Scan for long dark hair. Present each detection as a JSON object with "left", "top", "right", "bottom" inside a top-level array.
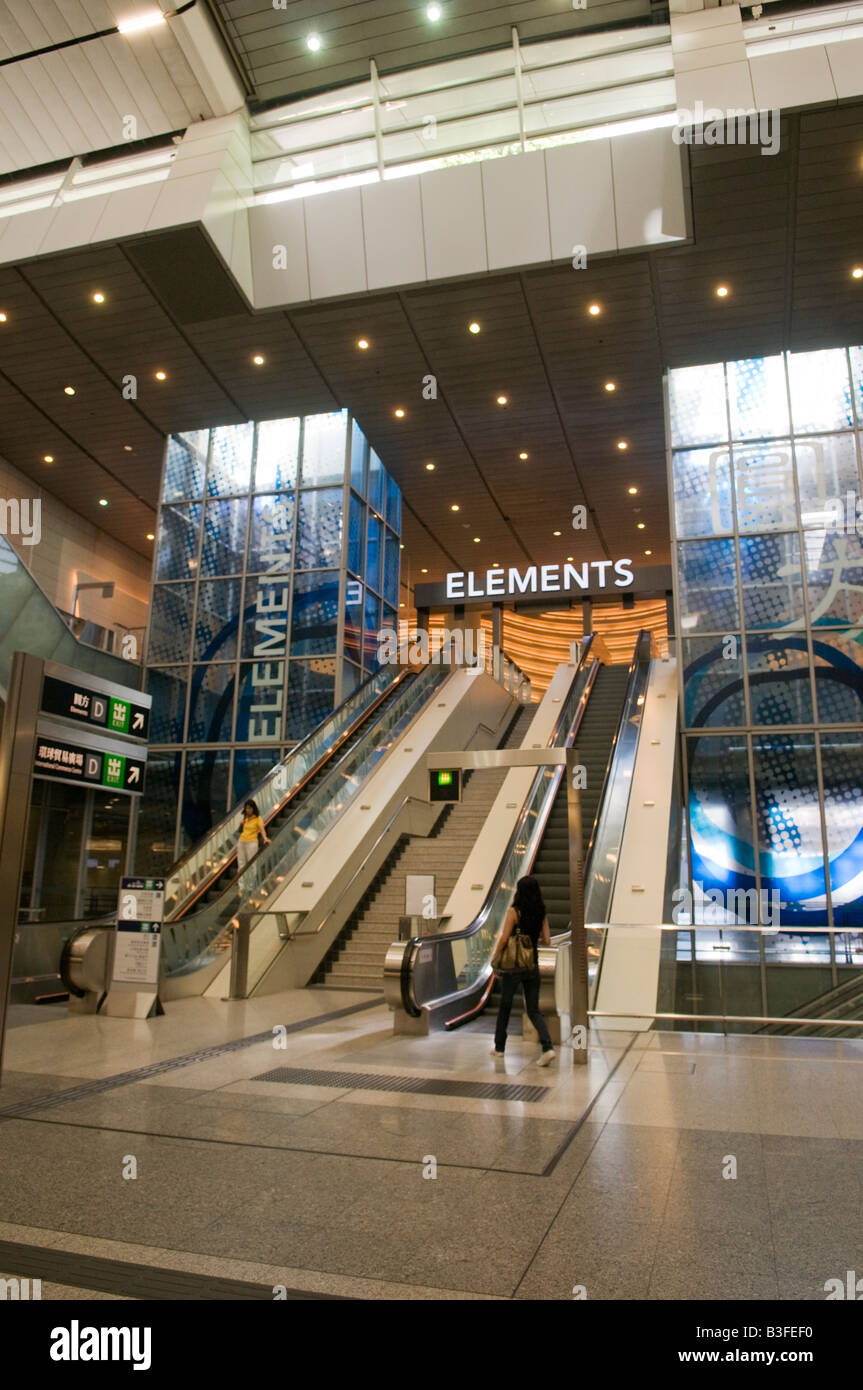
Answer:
[
  {"left": 512, "top": 875, "right": 545, "bottom": 935},
  {"left": 243, "top": 799, "right": 259, "bottom": 818}
]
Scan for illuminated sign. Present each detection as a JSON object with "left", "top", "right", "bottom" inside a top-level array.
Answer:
[
  {"left": 429, "top": 768, "right": 461, "bottom": 802},
  {"left": 445, "top": 560, "right": 635, "bottom": 601}
]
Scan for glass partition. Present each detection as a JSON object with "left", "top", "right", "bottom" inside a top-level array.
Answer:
[{"left": 163, "top": 661, "right": 450, "bottom": 975}]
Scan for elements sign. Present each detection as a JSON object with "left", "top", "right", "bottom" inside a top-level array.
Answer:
[
  {"left": 41, "top": 674, "right": 150, "bottom": 739},
  {"left": 34, "top": 736, "right": 146, "bottom": 793}
]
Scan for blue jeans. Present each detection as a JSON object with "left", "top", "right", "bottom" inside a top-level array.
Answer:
[{"left": 494, "top": 971, "right": 552, "bottom": 1052}]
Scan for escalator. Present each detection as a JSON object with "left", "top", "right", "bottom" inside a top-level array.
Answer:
[
  {"left": 387, "top": 633, "right": 652, "bottom": 1029},
  {"left": 16, "top": 663, "right": 443, "bottom": 1000}
]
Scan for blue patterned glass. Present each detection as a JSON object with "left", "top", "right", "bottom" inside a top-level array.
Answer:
[
  {"left": 382, "top": 603, "right": 397, "bottom": 634},
  {"left": 301, "top": 411, "right": 347, "bottom": 487},
  {"left": 286, "top": 659, "right": 336, "bottom": 740},
  {"left": 181, "top": 750, "right": 231, "bottom": 848},
  {"left": 348, "top": 492, "right": 364, "bottom": 576},
  {"left": 752, "top": 733, "right": 823, "bottom": 924},
  {"left": 672, "top": 446, "right": 733, "bottom": 539},
  {"left": 200, "top": 497, "right": 248, "bottom": 577},
  {"left": 232, "top": 749, "right": 279, "bottom": 805},
  {"left": 240, "top": 571, "right": 290, "bottom": 659},
  {"left": 682, "top": 637, "right": 745, "bottom": 727},
  {"left": 178, "top": 429, "right": 209, "bottom": 464},
  {"left": 384, "top": 531, "right": 399, "bottom": 606},
  {"left": 687, "top": 733, "right": 755, "bottom": 900},
  {"left": 342, "top": 660, "right": 361, "bottom": 697},
  {"left": 344, "top": 586, "right": 362, "bottom": 663},
  {"left": 149, "top": 584, "right": 194, "bottom": 663},
  {"left": 368, "top": 449, "right": 385, "bottom": 515},
  {"left": 146, "top": 667, "right": 188, "bottom": 743},
  {"left": 805, "top": 531, "right": 863, "bottom": 628},
  {"left": 787, "top": 348, "right": 853, "bottom": 434},
  {"left": 290, "top": 571, "right": 339, "bottom": 656},
  {"left": 194, "top": 579, "right": 242, "bottom": 661},
  {"left": 155, "top": 503, "right": 201, "bottom": 581},
  {"left": 366, "top": 513, "right": 382, "bottom": 594},
  {"left": 850, "top": 346, "right": 863, "bottom": 424},
  {"left": 363, "top": 590, "right": 380, "bottom": 670},
  {"left": 813, "top": 630, "right": 863, "bottom": 724},
  {"left": 164, "top": 436, "right": 205, "bottom": 502},
  {"left": 740, "top": 532, "right": 804, "bottom": 631},
  {"left": 668, "top": 362, "right": 727, "bottom": 448},
  {"left": 746, "top": 636, "right": 813, "bottom": 725},
  {"left": 187, "top": 663, "right": 235, "bottom": 743},
  {"left": 254, "top": 417, "right": 299, "bottom": 492},
  {"left": 350, "top": 418, "right": 367, "bottom": 497},
  {"left": 677, "top": 538, "right": 740, "bottom": 632},
  {"left": 249, "top": 495, "right": 294, "bottom": 573},
  {"left": 208, "top": 423, "right": 254, "bottom": 496},
  {"left": 235, "top": 660, "right": 285, "bottom": 743},
  {"left": 796, "top": 434, "right": 861, "bottom": 529},
  {"left": 819, "top": 734, "right": 863, "bottom": 926},
  {"left": 134, "top": 753, "right": 181, "bottom": 874},
  {"left": 386, "top": 474, "right": 401, "bottom": 531},
  {"left": 733, "top": 441, "right": 795, "bottom": 532},
  {"left": 727, "top": 356, "right": 789, "bottom": 440},
  {"left": 297, "top": 489, "right": 342, "bottom": 569}
]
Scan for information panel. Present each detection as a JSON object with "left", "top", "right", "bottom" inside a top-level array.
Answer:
[
  {"left": 111, "top": 877, "right": 166, "bottom": 988},
  {"left": 34, "top": 731, "right": 146, "bottom": 794}
]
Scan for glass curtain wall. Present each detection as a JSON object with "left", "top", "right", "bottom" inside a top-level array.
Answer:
[
  {"left": 668, "top": 348, "right": 863, "bottom": 951},
  {"left": 142, "top": 410, "right": 401, "bottom": 865}
]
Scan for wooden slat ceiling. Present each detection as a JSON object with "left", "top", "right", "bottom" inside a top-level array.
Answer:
[
  {"left": 0, "top": 101, "right": 861, "bottom": 585},
  {"left": 213, "top": 0, "right": 656, "bottom": 107},
  {"left": 0, "top": 0, "right": 216, "bottom": 174}
]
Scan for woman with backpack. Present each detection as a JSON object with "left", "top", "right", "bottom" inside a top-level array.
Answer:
[{"left": 490, "top": 874, "right": 555, "bottom": 1065}]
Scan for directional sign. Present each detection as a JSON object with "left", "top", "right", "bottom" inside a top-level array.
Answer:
[
  {"left": 34, "top": 732, "right": 146, "bottom": 796},
  {"left": 41, "top": 672, "right": 150, "bottom": 741}
]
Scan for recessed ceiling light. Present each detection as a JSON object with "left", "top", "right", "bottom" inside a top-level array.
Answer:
[
  {"left": 306, "top": 33, "right": 322, "bottom": 51},
  {"left": 519, "top": 451, "right": 528, "bottom": 460},
  {"left": 427, "top": 3, "right": 442, "bottom": 19},
  {"left": 252, "top": 354, "right": 265, "bottom": 365},
  {"left": 604, "top": 381, "right": 616, "bottom": 392},
  {"left": 92, "top": 291, "right": 105, "bottom": 304},
  {"left": 0, "top": 312, "right": 7, "bottom": 322},
  {"left": 473, "top": 536, "right": 481, "bottom": 543},
  {"left": 628, "top": 486, "right": 638, "bottom": 494},
  {"left": 394, "top": 408, "right": 405, "bottom": 418},
  {"left": 98, "top": 498, "right": 108, "bottom": 507},
  {"left": 566, "top": 555, "right": 574, "bottom": 562},
  {"left": 637, "top": 522, "right": 645, "bottom": 529},
  {"left": 617, "top": 440, "right": 628, "bottom": 450},
  {"left": 644, "top": 549, "right": 652, "bottom": 556},
  {"left": 155, "top": 370, "right": 167, "bottom": 381},
  {"left": 853, "top": 267, "right": 863, "bottom": 280},
  {"left": 64, "top": 386, "right": 76, "bottom": 396},
  {"left": 496, "top": 394, "right": 508, "bottom": 405},
  {"left": 553, "top": 530, "right": 561, "bottom": 536},
  {"left": 399, "top": 602, "right": 405, "bottom": 608},
  {"left": 399, "top": 543, "right": 405, "bottom": 549},
  {"left": 715, "top": 284, "right": 730, "bottom": 298},
  {"left": 357, "top": 338, "right": 369, "bottom": 349},
  {"left": 588, "top": 303, "right": 601, "bottom": 316},
  {"left": 421, "top": 567, "right": 428, "bottom": 573},
  {"left": 451, "top": 503, "right": 460, "bottom": 511},
  {"left": 43, "top": 454, "right": 54, "bottom": 463},
  {"left": 468, "top": 321, "right": 480, "bottom": 334},
  {"left": 124, "top": 445, "right": 133, "bottom": 452},
  {"left": 425, "top": 462, "right": 435, "bottom": 471},
  {"left": 147, "top": 533, "right": 155, "bottom": 541}
]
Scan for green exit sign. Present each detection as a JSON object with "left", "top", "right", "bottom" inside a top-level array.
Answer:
[
  {"left": 108, "top": 698, "right": 131, "bottom": 734},
  {"left": 429, "top": 768, "right": 460, "bottom": 803},
  {"left": 437, "top": 771, "right": 452, "bottom": 786}
]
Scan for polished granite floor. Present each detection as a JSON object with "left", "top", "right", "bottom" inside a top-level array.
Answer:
[{"left": 1, "top": 988, "right": 862, "bottom": 1301}]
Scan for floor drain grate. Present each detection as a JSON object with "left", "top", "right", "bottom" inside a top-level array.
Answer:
[{"left": 253, "top": 1066, "right": 549, "bottom": 1103}]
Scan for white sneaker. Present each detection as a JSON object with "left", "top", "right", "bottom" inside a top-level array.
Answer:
[
  {"left": 490, "top": 1048, "right": 505, "bottom": 1058},
  {"left": 537, "top": 1050, "right": 555, "bottom": 1067}
]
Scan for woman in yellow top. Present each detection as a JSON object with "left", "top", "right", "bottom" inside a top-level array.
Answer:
[{"left": 236, "top": 799, "right": 271, "bottom": 873}]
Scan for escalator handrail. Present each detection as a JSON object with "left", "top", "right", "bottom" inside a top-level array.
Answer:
[
  {"left": 168, "top": 666, "right": 418, "bottom": 919},
  {"left": 163, "top": 664, "right": 412, "bottom": 915},
  {"left": 583, "top": 629, "right": 653, "bottom": 877},
  {"left": 399, "top": 637, "right": 599, "bottom": 1016}
]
